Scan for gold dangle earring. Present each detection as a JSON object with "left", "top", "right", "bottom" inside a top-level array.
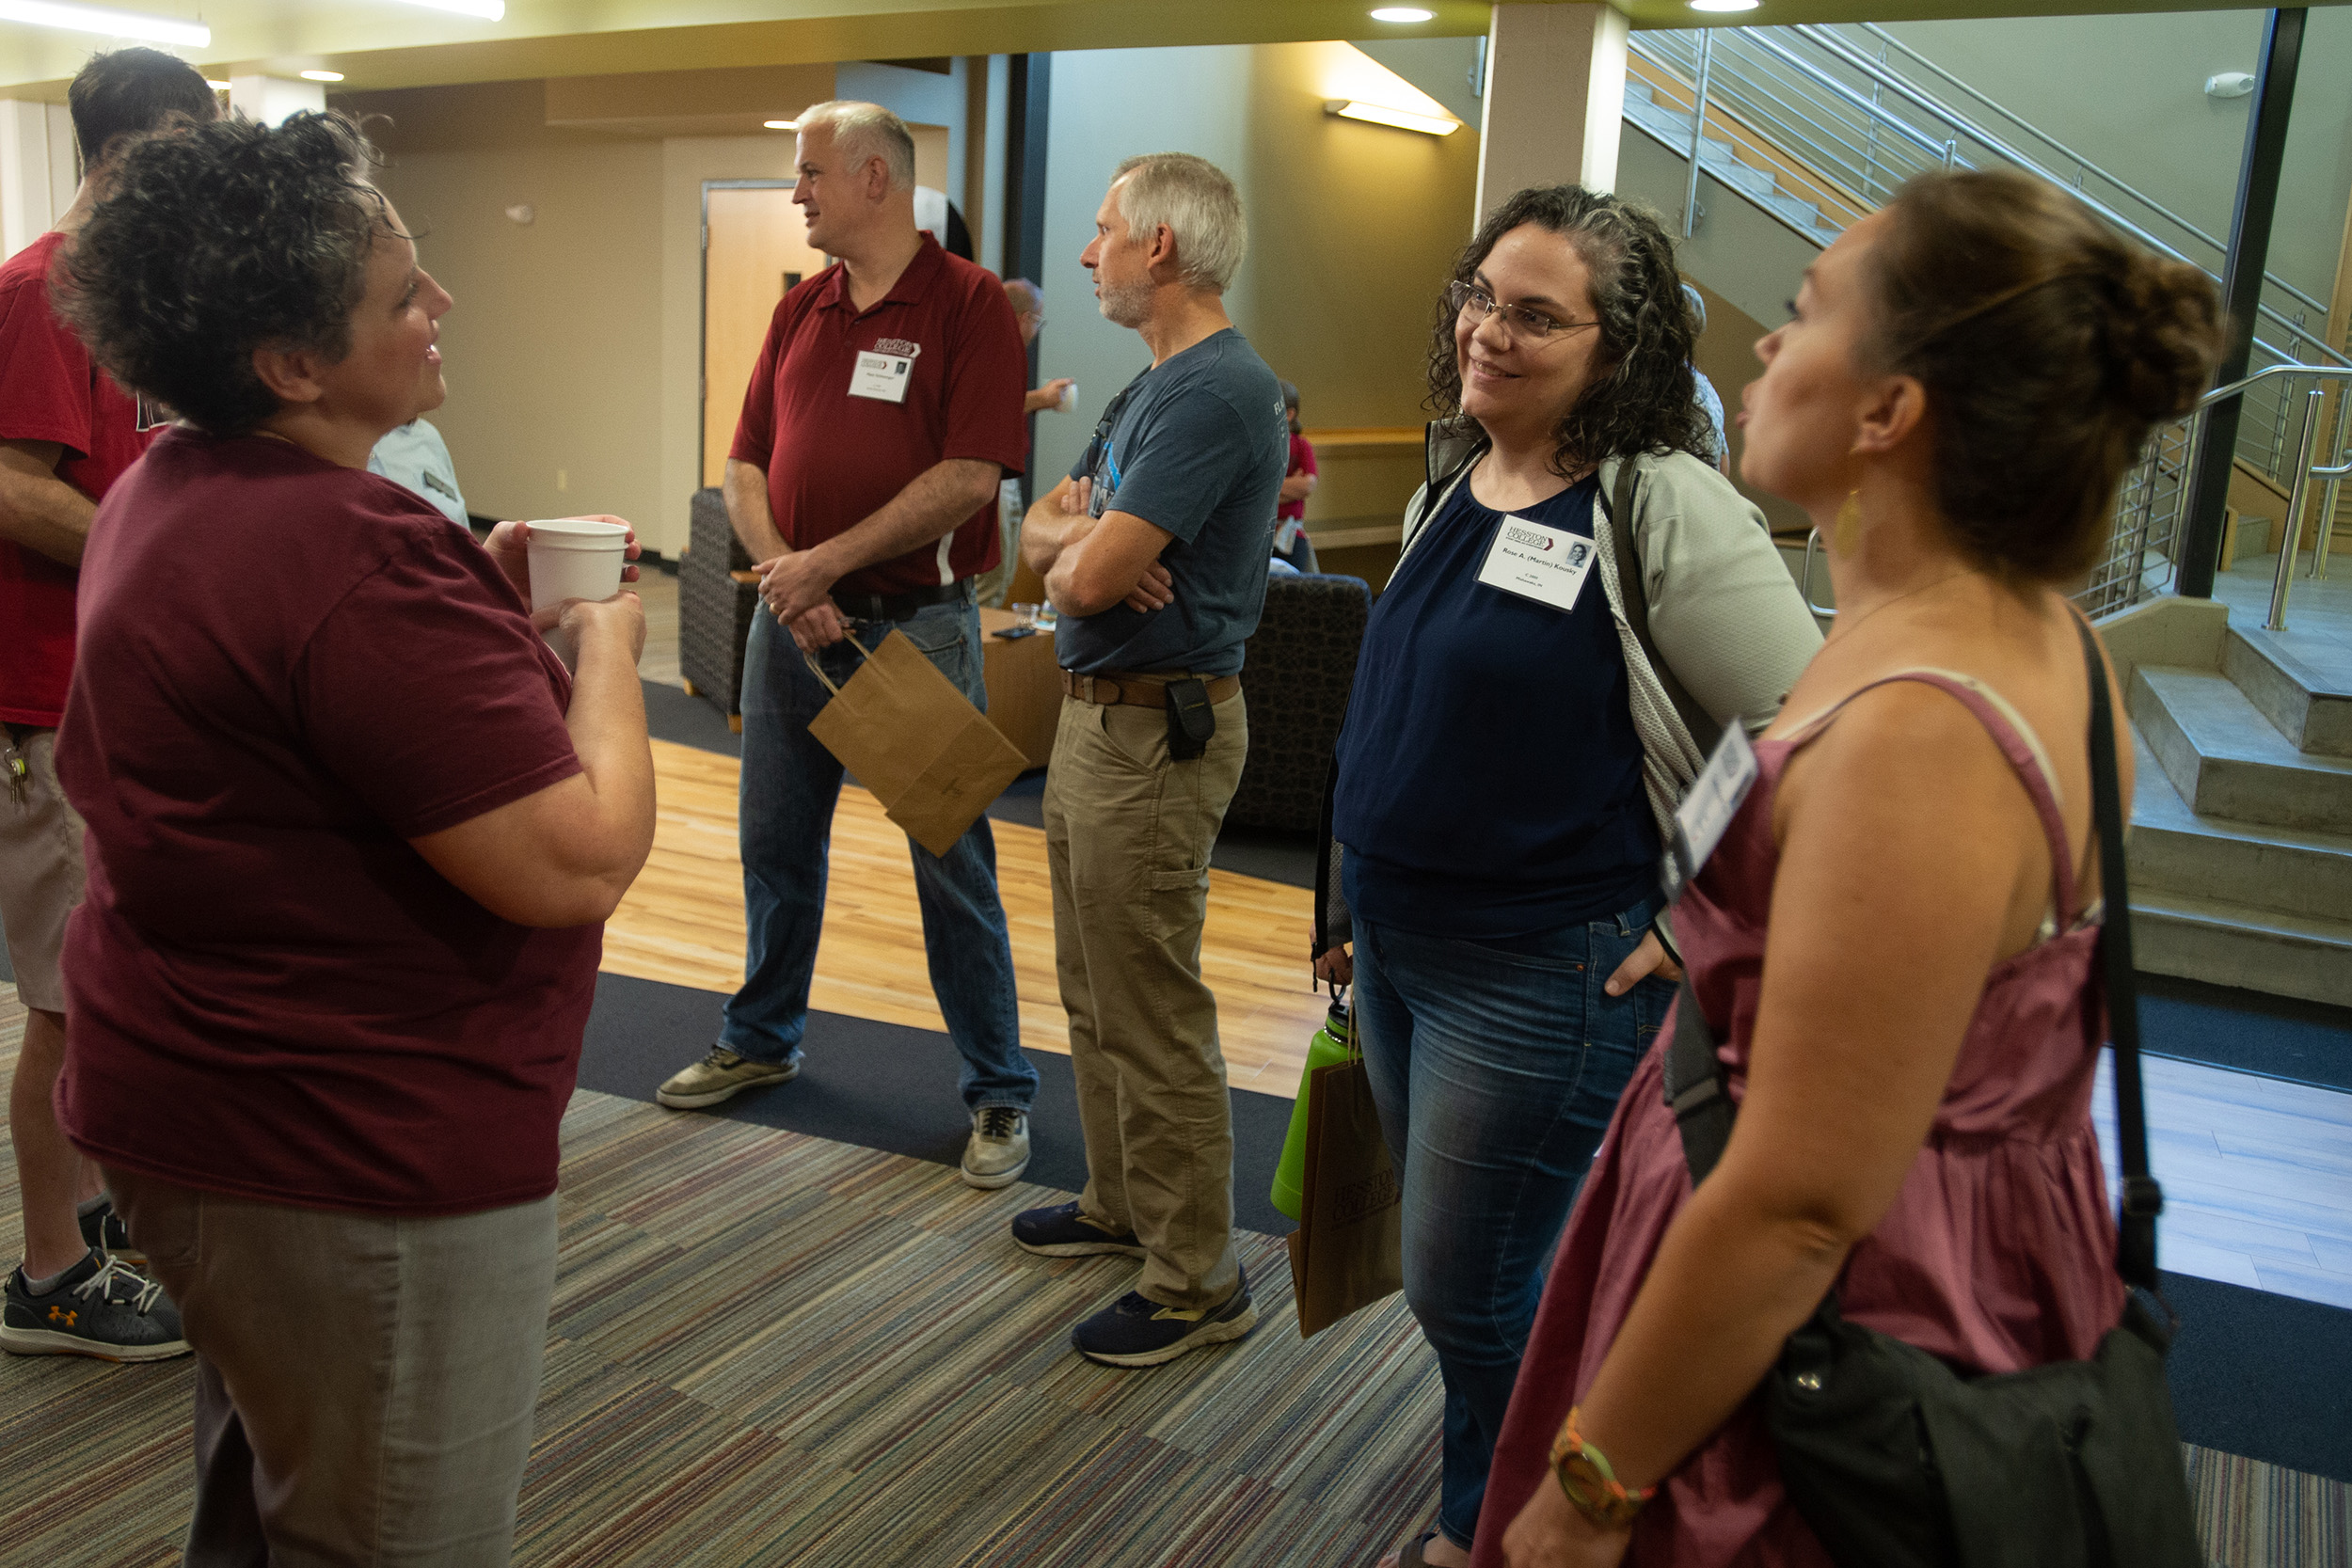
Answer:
[{"left": 1833, "top": 489, "right": 1864, "bottom": 556}]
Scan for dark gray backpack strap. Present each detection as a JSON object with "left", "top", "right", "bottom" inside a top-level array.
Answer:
[
  {"left": 1661, "top": 978, "right": 1735, "bottom": 1185},
  {"left": 1605, "top": 457, "right": 1721, "bottom": 755}
]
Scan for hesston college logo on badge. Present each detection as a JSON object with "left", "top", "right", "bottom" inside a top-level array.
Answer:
[
  {"left": 1504, "top": 525, "right": 1553, "bottom": 550},
  {"left": 872, "top": 338, "right": 922, "bottom": 358}
]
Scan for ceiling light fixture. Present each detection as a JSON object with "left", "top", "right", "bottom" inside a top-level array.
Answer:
[
  {"left": 300, "top": 70, "right": 344, "bottom": 82},
  {"left": 1369, "top": 8, "right": 1435, "bottom": 22},
  {"left": 393, "top": 0, "right": 505, "bottom": 17},
  {"left": 1326, "top": 99, "right": 1458, "bottom": 136},
  {"left": 204, "top": 78, "right": 230, "bottom": 90},
  {"left": 764, "top": 119, "right": 799, "bottom": 130},
  {"left": 1688, "top": 0, "right": 1761, "bottom": 11},
  {"left": 0, "top": 0, "right": 209, "bottom": 46}
]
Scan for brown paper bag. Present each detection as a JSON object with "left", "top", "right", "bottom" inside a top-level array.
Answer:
[
  {"left": 1285, "top": 1053, "right": 1404, "bottom": 1338},
  {"left": 803, "top": 629, "right": 1029, "bottom": 858}
]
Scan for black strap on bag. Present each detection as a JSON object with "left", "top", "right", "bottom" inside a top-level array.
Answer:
[
  {"left": 1604, "top": 459, "right": 1722, "bottom": 756},
  {"left": 1661, "top": 617, "right": 2201, "bottom": 1568}
]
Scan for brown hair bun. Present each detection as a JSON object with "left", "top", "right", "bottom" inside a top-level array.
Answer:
[{"left": 1867, "top": 169, "right": 2224, "bottom": 583}]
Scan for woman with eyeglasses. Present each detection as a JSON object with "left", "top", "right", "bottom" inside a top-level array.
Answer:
[{"left": 1311, "top": 185, "right": 1820, "bottom": 1568}]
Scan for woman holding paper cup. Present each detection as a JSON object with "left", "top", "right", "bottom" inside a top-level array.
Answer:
[
  {"left": 1309, "top": 186, "right": 1820, "bottom": 1568},
  {"left": 50, "top": 111, "right": 653, "bottom": 1562}
]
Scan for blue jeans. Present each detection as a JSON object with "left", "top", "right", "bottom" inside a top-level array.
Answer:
[
  {"left": 721, "top": 596, "right": 1036, "bottom": 1113},
  {"left": 1352, "top": 892, "right": 1674, "bottom": 1550}
]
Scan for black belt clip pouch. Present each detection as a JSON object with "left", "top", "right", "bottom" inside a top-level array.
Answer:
[{"left": 1165, "top": 678, "right": 1215, "bottom": 761}]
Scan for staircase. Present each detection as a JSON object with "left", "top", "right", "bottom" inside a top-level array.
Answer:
[
  {"left": 1621, "top": 77, "right": 1841, "bottom": 246},
  {"left": 2119, "top": 601, "right": 2352, "bottom": 1007}
]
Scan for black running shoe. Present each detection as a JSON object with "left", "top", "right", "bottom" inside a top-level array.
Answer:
[
  {"left": 1011, "top": 1200, "right": 1145, "bottom": 1259},
  {"left": 2, "top": 1251, "right": 190, "bottom": 1363},
  {"left": 1071, "top": 1268, "right": 1257, "bottom": 1369},
  {"left": 78, "top": 1197, "right": 143, "bottom": 1262}
]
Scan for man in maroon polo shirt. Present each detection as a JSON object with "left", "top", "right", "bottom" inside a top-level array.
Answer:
[
  {"left": 0, "top": 46, "right": 215, "bottom": 1364},
  {"left": 656, "top": 101, "right": 1041, "bottom": 1188}
]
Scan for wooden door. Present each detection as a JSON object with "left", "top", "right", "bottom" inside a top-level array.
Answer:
[{"left": 703, "top": 184, "right": 827, "bottom": 487}]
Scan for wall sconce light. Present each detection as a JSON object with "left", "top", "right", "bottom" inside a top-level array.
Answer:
[
  {"left": 763, "top": 119, "right": 799, "bottom": 130},
  {"left": 504, "top": 204, "right": 534, "bottom": 225},
  {"left": 1326, "top": 100, "right": 1459, "bottom": 136},
  {"left": 2204, "top": 71, "right": 2254, "bottom": 99}
]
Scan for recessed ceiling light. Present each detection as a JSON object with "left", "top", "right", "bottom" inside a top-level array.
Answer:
[
  {"left": 393, "top": 0, "right": 504, "bottom": 16},
  {"left": 764, "top": 119, "right": 799, "bottom": 130},
  {"left": 1689, "top": 0, "right": 1760, "bottom": 11},
  {"left": 1370, "top": 8, "right": 1435, "bottom": 22},
  {"left": 1327, "top": 99, "right": 1459, "bottom": 135},
  {"left": 0, "top": 0, "right": 210, "bottom": 46},
  {"left": 300, "top": 70, "right": 344, "bottom": 82}
]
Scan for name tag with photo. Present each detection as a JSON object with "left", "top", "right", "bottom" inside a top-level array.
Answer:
[
  {"left": 1661, "top": 723, "right": 1759, "bottom": 903},
  {"left": 849, "top": 351, "right": 914, "bottom": 403},
  {"left": 1475, "top": 514, "right": 1595, "bottom": 613}
]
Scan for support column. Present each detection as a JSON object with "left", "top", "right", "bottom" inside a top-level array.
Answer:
[
  {"left": 2176, "top": 7, "right": 2306, "bottom": 601},
  {"left": 1, "top": 101, "right": 76, "bottom": 261},
  {"left": 1001, "top": 53, "right": 1052, "bottom": 506},
  {"left": 1474, "top": 3, "right": 1629, "bottom": 223}
]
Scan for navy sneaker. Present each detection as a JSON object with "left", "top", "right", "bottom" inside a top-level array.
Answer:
[
  {"left": 1011, "top": 1200, "right": 1144, "bottom": 1259},
  {"left": 79, "top": 1196, "right": 143, "bottom": 1262},
  {"left": 1071, "top": 1268, "right": 1257, "bottom": 1368},
  {"left": 2, "top": 1251, "right": 190, "bottom": 1363}
]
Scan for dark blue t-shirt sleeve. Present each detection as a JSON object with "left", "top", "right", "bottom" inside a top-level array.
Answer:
[{"left": 1097, "top": 390, "right": 1251, "bottom": 546}]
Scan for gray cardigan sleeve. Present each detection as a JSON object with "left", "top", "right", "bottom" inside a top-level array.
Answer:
[{"left": 1634, "top": 457, "right": 1823, "bottom": 735}]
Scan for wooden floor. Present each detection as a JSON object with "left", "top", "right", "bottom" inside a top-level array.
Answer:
[{"left": 603, "top": 739, "right": 1335, "bottom": 1094}]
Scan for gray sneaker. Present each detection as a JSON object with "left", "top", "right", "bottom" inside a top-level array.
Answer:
[
  {"left": 656, "top": 1046, "right": 801, "bottom": 1110},
  {"left": 961, "top": 1106, "right": 1031, "bottom": 1190},
  {"left": 2, "top": 1251, "right": 190, "bottom": 1363}
]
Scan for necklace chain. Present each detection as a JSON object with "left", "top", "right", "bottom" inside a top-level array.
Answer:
[{"left": 1827, "top": 568, "right": 1976, "bottom": 645}]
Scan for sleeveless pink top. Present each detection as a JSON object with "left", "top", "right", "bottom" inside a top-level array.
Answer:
[{"left": 1469, "top": 672, "right": 2126, "bottom": 1568}]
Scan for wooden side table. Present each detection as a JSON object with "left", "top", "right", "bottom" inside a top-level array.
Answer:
[{"left": 977, "top": 608, "right": 1062, "bottom": 769}]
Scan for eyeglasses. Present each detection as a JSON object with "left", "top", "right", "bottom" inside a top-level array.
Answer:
[{"left": 1447, "top": 279, "right": 1600, "bottom": 342}]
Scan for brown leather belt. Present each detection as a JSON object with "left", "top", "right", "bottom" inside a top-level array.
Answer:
[{"left": 1060, "top": 669, "right": 1241, "bottom": 708}]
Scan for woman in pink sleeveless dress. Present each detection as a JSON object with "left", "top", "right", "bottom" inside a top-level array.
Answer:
[{"left": 1470, "top": 170, "right": 2222, "bottom": 1568}]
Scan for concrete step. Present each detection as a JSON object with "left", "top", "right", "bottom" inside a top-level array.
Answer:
[
  {"left": 2222, "top": 626, "right": 2352, "bottom": 758},
  {"left": 2128, "top": 726, "right": 2352, "bottom": 924},
  {"left": 2131, "top": 890, "right": 2352, "bottom": 1009},
  {"left": 2131, "top": 663, "right": 2352, "bottom": 832}
]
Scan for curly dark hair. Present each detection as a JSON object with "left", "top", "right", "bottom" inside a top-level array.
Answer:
[
  {"left": 1864, "top": 169, "right": 2222, "bottom": 582},
  {"left": 55, "top": 112, "right": 398, "bottom": 436},
  {"left": 1426, "top": 185, "right": 1713, "bottom": 474}
]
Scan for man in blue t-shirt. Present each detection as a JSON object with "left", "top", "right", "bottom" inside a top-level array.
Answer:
[{"left": 1012, "top": 152, "right": 1286, "bottom": 1370}]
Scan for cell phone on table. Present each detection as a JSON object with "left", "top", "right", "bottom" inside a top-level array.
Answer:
[{"left": 991, "top": 625, "right": 1041, "bottom": 640}]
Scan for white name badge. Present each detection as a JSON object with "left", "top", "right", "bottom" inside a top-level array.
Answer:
[
  {"left": 849, "top": 350, "right": 914, "bottom": 403},
  {"left": 1661, "top": 723, "right": 1760, "bottom": 903},
  {"left": 1475, "top": 514, "right": 1596, "bottom": 612}
]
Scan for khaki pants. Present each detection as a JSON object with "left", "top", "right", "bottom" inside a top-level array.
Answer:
[
  {"left": 107, "top": 1170, "right": 559, "bottom": 1567},
  {"left": 1041, "top": 687, "right": 1247, "bottom": 1310}
]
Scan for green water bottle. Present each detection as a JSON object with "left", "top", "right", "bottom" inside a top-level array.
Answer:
[{"left": 1270, "top": 998, "right": 1357, "bottom": 1222}]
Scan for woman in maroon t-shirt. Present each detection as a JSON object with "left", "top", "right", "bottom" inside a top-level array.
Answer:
[{"left": 53, "top": 112, "right": 655, "bottom": 1564}]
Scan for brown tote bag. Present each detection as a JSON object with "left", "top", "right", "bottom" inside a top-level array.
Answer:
[
  {"left": 803, "top": 629, "right": 1028, "bottom": 858},
  {"left": 1286, "top": 1034, "right": 1405, "bottom": 1338}
]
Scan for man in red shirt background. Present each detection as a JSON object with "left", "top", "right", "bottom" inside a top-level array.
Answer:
[
  {"left": 655, "top": 101, "right": 1041, "bottom": 1189},
  {"left": 0, "top": 46, "right": 216, "bottom": 1362}
]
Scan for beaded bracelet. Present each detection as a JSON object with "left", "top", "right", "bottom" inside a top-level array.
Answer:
[{"left": 1548, "top": 1407, "right": 1655, "bottom": 1530}]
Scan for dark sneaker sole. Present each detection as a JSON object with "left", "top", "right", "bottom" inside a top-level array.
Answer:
[
  {"left": 654, "top": 1062, "right": 799, "bottom": 1110},
  {"left": 1076, "top": 1301, "right": 1260, "bottom": 1369},
  {"left": 959, "top": 1153, "right": 1031, "bottom": 1191},
  {"left": 0, "top": 1324, "right": 192, "bottom": 1363}
]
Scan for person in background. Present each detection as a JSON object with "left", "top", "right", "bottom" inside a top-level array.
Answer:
[
  {"left": 975, "top": 276, "right": 1073, "bottom": 607},
  {"left": 656, "top": 100, "right": 1042, "bottom": 1191},
  {"left": 0, "top": 44, "right": 215, "bottom": 1368},
  {"left": 1271, "top": 380, "right": 1319, "bottom": 573},
  {"left": 369, "top": 415, "right": 469, "bottom": 530},
  {"left": 1013, "top": 151, "right": 1286, "bottom": 1368},
  {"left": 1481, "top": 167, "right": 2219, "bottom": 1568},
  {"left": 1683, "top": 284, "right": 1731, "bottom": 476},
  {"left": 55, "top": 110, "right": 655, "bottom": 1561},
  {"left": 1311, "top": 186, "right": 1820, "bottom": 1568}
]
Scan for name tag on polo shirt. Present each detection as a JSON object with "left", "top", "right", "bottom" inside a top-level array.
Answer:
[
  {"left": 849, "top": 350, "right": 914, "bottom": 404},
  {"left": 1475, "top": 514, "right": 1595, "bottom": 612}
]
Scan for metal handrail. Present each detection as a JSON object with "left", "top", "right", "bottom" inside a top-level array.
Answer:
[
  {"left": 1851, "top": 21, "right": 2333, "bottom": 322},
  {"left": 2185, "top": 363, "right": 2352, "bottom": 624}
]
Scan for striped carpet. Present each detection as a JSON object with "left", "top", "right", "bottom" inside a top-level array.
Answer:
[{"left": 1, "top": 988, "right": 2345, "bottom": 1566}]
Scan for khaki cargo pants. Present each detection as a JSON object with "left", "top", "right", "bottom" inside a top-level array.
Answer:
[{"left": 1041, "top": 686, "right": 1247, "bottom": 1311}]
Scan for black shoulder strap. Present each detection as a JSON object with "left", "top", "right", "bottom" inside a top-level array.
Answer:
[
  {"left": 1661, "top": 616, "right": 2164, "bottom": 1297},
  {"left": 1606, "top": 457, "right": 1721, "bottom": 756},
  {"left": 2079, "top": 615, "right": 2164, "bottom": 1292}
]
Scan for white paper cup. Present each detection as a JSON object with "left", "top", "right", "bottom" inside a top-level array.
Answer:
[{"left": 526, "top": 518, "right": 628, "bottom": 667}]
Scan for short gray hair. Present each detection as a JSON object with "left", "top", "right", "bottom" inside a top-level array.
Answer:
[
  {"left": 1003, "top": 277, "right": 1042, "bottom": 318},
  {"left": 1111, "top": 152, "right": 1246, "bottom": 293},
  {"left": 799, "top": 100, "right": 915, "bottom": 192}
]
